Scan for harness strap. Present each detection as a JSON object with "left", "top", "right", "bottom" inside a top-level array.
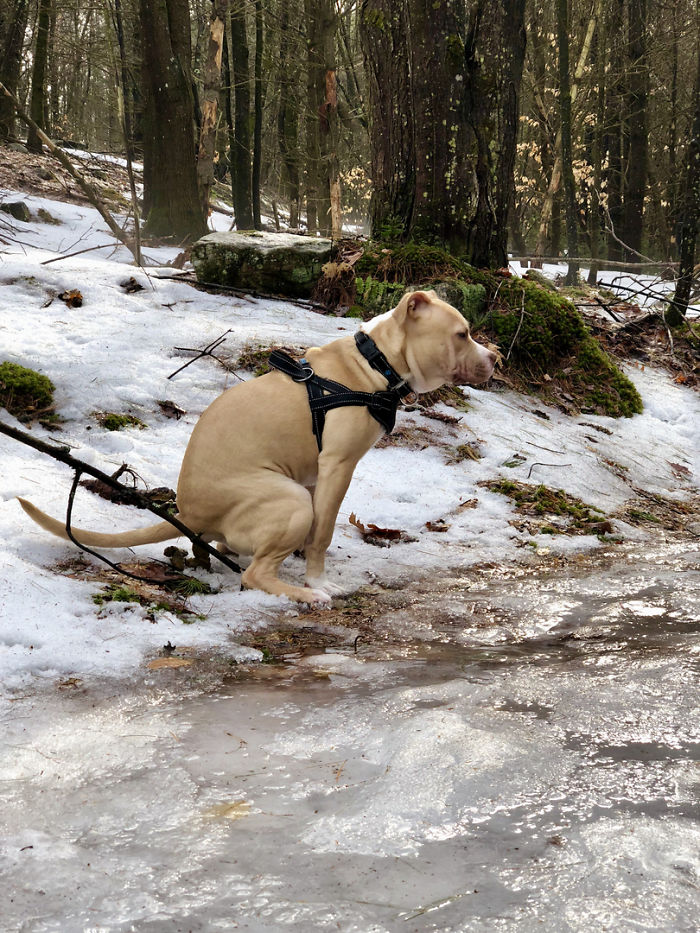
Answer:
[{"left": 268, "top": 349, "right": 401, "bottom": 451}]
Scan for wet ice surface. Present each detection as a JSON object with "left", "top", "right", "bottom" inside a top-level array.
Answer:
[{"left": 2, "top": 543, "right": 699, "bottom": 932}]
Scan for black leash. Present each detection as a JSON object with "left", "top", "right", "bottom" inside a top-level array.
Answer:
[{"left": 268, "top": 332, "right": 413, "bottom": 451}]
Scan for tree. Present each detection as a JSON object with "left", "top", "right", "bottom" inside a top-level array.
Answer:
[
  {"left": 27, "top": 0, "right": 53, "bottom": 152},
  {"left": 0, "top": 0, "right": 29, "bottom": 139},
  {"left": 622, "top": 0, "right": 649, "bottom": 260},
  {"left": 360, "top": 0, "right": 527, "bottom": 266},
  {"left": 139, "top": 0, "right": 207, "bottom": 239},
  {"left": 669, "top": 28, "right": 700, "bottom": 323},
  {"left": 196, "top": 0, "right": 229, "bottom": 218}
]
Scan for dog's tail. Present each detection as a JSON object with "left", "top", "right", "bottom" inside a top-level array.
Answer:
[{"left": 17, "top": 497, "right": 181, "bottom": 548}]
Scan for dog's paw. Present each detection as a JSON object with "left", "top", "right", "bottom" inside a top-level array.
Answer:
[
  {"left": 305, "top": 577, "right": 345, "bottom": 597},
  {"left": 306, "top": 587, "right": 332, "bottom": 607}
]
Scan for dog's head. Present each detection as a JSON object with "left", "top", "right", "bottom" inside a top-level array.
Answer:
[{"left": 366, "top": 290, "right": 498, "bottom": 393}]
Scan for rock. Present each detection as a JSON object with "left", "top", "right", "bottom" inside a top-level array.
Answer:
[
  {"left": 191, "top": 230, "right": 332, "bottom": 298},
  {"left": 35, "top": 167, "right": 54, "bottom": 181},
  {"left": 6, "top": 142, "right": 28, "bottom": 154},
  {"left": 1, "top": 200, "right": 31, "bottom": 222}
]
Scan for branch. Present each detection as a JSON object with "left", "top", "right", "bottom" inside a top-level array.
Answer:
[
  {"left": 0, "top": 81, "right": 138, "bottom": 261},
  {"left": 0, "top": 419, "right": 242, "bottom": 575}
]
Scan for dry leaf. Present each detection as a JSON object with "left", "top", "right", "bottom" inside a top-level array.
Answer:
[
  {"left": 457, "top": 498, "right": 478, "bottom": 510},
  {"left": 58, "top": 288, "right": 83, "bottom": 308},
  {"left": 425, "top": 520, "right": 451, "bottom": 532},
  {"left": 147, "top": 657, "right": 193, "bottom": 670}
]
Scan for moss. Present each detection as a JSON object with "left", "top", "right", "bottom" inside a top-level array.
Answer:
[
  {"left": 98, "top": 412, "right": 147, "bottom": 431},
  {"left": 484, "top": 479, "right": 607, "bottom": 535},
  {"left": 0, "top": 362, "right": 55, "bottom": 421},
  {"left": 37, "top": 207, "right": 61, "bottom": 225},
  {"left": 92, "top": 584, "right": 141, "bottom": 606}
]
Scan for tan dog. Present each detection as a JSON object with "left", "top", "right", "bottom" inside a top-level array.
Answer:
[{"left": 19, "top": 290, "right": 496, "bottom": 605}]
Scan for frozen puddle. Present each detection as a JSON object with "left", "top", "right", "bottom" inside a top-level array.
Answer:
[{"left": 2, "top": 544, "right": 699, "bottom": 932}]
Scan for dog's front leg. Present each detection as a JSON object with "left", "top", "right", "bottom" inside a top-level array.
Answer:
[{"left": 304, "top": 453, "right": 357, "bottom": 595}]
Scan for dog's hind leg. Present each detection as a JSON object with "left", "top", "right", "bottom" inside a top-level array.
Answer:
[{"left": 223, "top": 479, "right": 330, "bottom": 605}]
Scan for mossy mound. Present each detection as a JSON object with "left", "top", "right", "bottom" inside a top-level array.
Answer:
[
  {"left": 335, "top": 241, "right": 643, "bottom": 418},
  {"left": 483, "top": 479, "right": 612, "bottom": 536},
  {"left": 0, "top": 362, "right": 55, "bottom": 421}
]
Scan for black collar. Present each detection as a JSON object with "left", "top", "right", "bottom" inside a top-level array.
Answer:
[{"left": 354, "top": 331, "right": 416, "bottom": 403}]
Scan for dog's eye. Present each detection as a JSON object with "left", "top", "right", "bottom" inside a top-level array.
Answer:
[{"left": 456, "top": 331, "right": 469, "bottom": 341}]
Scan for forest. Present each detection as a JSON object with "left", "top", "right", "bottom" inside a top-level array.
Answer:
[{"left": 0, "top": 0, "right": 698, "bottom": 318}]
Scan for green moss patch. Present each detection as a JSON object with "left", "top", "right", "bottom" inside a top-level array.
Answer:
[
  {"left": 97, "top": 412, "right": 147, "bottom": 431},
  {"left": 483, "top": 479, "right": 613, "bottom": 536},
  {"left": 0, "top": 361, "right": 55, "bottom": 422}
]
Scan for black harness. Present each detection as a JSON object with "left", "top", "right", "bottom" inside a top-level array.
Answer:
[{"left": 268, "top": 331, "right": 416, "bottom": 451}]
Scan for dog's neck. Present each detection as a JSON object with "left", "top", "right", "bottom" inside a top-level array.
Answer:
[{"left": 360, "top": 316, "right": 412, "bottom": 387}]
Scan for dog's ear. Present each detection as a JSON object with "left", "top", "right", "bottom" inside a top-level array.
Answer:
[{"left": 394, "top": 290, "right": 433, "bottom": 322}]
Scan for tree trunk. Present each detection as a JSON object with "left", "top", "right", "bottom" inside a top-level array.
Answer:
[
  {"left": 557, "top": 0, "right": 578, "bottom": 284},
  {"left": 622, "top": 0, "right": 648, "bottom": 261},
  {"left": 587, "top": 12, "right": 605, "bottom": 285},
  {"left": 669, "top": 37, "right": 700, "bottom": 324},
  {"left": 0, "top": 0, "right": 29, "bottom": 139},
  {"left": 230, "top": 1, "right": 254, "bottom": 230},
  {"left": 252, "top": 0, "right": 263, "bottom": 229},
  {"left": 305, "top": 0, "right": 335, "bottom": 236},
  {"left": 27, "top": 0, "right": 52, "bottom": 152},
  {"left": 196, "top": 0, "right": 229, "bottom": 219},
  {"left": 139, "top": 0, "right": 207, "bottom": 240}
]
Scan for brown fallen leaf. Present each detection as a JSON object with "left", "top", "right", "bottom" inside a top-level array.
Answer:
[
  {"left": 425, "top": 520, "right": 451, "bottom": 533},
  {"left": 456, "top": 498, "right": 478, "bottom": 510},
  {"left": 147, "top": 657, "right": 193, "bottom": 670},
  {"left": 58, "top": 288, "right": 83, "bottom": 308},
  {"left": 349, "top": 512, "right": 416, "bottom": 547}
]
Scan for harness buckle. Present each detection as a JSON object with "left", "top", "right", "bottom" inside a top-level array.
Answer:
[{"left": 293, "top": 362, "right": 314, "bottom": 383}]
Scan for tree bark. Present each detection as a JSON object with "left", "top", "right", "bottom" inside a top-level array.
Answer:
[
  {"left": 230, "top": 1, "right": 254, "bottom": 229},
  {"left": 305, "top": 0, "right": 335, "bottom": 235},
  {"left": 27, "top": 0, "right": 52, "bottom": 152},
  {"left": 140, "top": 0, "right": 207, "bottom": 240},
  {"left": 605, "top": 0, "right": 625, "bottom": 260}
]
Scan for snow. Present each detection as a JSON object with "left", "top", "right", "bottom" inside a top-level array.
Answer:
[{"left": 1, "top": 191, "right": 698, "bottom": 700}]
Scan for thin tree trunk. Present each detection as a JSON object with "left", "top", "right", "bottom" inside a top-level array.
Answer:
[
  {"left": 230, "top": 2, "right": 254, "bottom": 229},
  {"left": 277, "top": 2, "right": 301, "bottom": 228},
  {"left": 557, "top": 0, "right": 578, "bottom": 284},
  {"left": 622, "top": 0, "right": 648, "bottom": 261},
  {"left": 27, "top": 0, "right": 52, "bottom": 152},
  {"left": 535, "top": 1, "right": 600, "bottom": 259},
  {"left": 587, "top": 12, "right": 605, "bottom": 285},
  {"left": 252, "top": 0, "right": 263, "bottom": 229},
  {"left": 196, "top": 0, "right": 229, "bottom": 219}
]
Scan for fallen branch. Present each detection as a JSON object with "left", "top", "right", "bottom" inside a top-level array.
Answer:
[
  {"left": 0, "top": 81, "right": 138, "bottom": 262},
  {"left": 168, "top": 329, "right": 237, "bottom": 380},
  {"left": 514, "top": 255, "right": 677, "bottom": 272},
  {"left": 0, "top": 418, "right": 242, "bottom": 575}
]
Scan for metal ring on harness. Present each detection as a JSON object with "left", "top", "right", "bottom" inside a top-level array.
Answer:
[{"left": 292, "top": 365, "right": 314, "bottom": 383}]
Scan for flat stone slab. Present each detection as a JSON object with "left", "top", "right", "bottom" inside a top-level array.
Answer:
[{"left": 191, "top": 230, "right": 332, "bottom": 298}]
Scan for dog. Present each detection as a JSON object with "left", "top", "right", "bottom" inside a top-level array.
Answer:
[{"left": 19, "top": 290, "right": 497, "bottom": 605}]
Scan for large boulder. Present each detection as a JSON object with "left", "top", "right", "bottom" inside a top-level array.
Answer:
[{"left": 191, "top": 230, "right": 332, "bottom": 298}]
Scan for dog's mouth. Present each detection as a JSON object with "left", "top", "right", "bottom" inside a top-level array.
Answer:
[{"left": 453, "top": 363, "right": 495, "bottom": 386}]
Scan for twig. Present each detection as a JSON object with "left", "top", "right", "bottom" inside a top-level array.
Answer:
[
  {"left": 527, "top": 461, "right": 573, "bottom": 479},
  {"left": 0, "top": 418, "right": 242, "bottom": 575},
  {"left": 40, "top": 243, "right": 121, "bottom": 265},
  {"left": 167, "top": 330, "right": 233, "bottom": 379}
]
